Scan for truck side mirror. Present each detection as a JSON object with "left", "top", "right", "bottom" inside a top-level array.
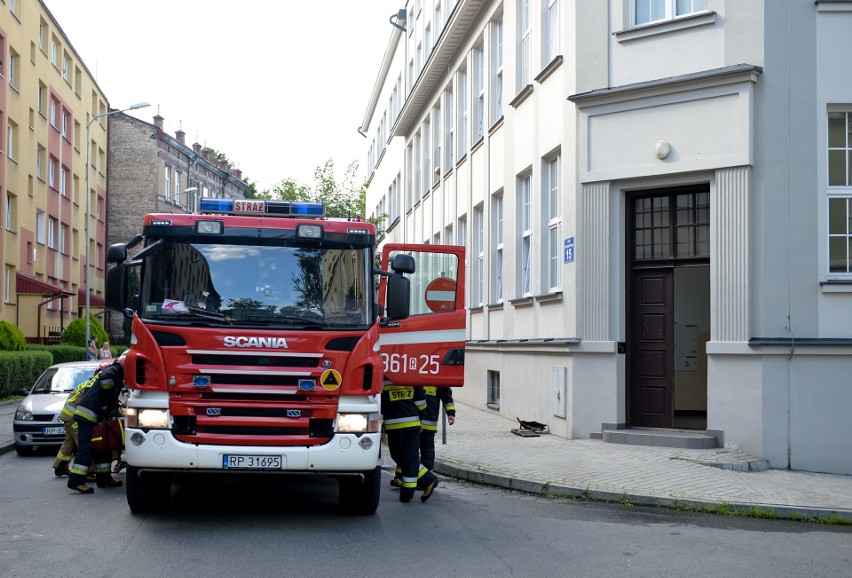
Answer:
[
  {"left": 106, "top": 242, "right": 128, "bottom": 264},
  {"left": 390, "top": 253, "right": 415, "bottom": 274},
  {"left": 385, "top": 273, "right": 410, "bottom": 320},
  {"left": 105, "top": 263, "right": 130, "bottom": 317}
]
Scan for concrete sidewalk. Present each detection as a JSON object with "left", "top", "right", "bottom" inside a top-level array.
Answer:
[
  {"left": 428, "top": 403, "right": 852, "bottom": 521},
  {"left": 3, "top": 398, "right": 851, "bottom": 521}
]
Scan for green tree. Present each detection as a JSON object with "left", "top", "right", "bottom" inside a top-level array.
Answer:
[
  {"left": 267, "top": 160, "right": 364, "bottom": 218},
  {"left": 61, "top": 315, "right": 108, "bottom": 347},
  {"left": 0, "top": 321, "right": 26, "bottom": 351}
]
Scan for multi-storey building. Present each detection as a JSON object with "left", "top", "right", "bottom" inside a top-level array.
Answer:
[
  {"left": 0, "top": 1, "right": 111, "bottom": 342},
  {"left": 105, "top": 112, "right": 249, "bottom": 339},
  {"left": 362, "top": 0, "right": 852, "bottom": 475}
]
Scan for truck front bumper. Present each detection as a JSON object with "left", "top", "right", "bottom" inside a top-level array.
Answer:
[{"left": 124, "top": 428, "right": 382, "bottom": 473}]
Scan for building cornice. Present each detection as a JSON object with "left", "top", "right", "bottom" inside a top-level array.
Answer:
[{"left": 568, "top": 64, "right": 763, "bottom": 108}]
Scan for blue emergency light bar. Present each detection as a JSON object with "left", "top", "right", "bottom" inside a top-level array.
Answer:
[{"left": 199, "top": 198, "right": 325, "bottom": 217}]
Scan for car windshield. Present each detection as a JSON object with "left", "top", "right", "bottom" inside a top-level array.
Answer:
[
  {"left": 31, "top": 367, "right": 97, "bottom": 394},
  {"left": 138, "top": 242, "right": 371, "bottom": 328}
]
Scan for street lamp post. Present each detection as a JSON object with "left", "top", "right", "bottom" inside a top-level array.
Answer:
[{"left": 84, "top": 101, "right": 150, "bottom": 354}]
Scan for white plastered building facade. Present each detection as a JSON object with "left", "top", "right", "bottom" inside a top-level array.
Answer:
[{"left": 362, "top": 0, "right": 852, "bottom": 475}]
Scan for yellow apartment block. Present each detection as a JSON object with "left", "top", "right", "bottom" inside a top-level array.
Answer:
[{"left": 0, "top": 0, "right": 109, "bottom": 342}]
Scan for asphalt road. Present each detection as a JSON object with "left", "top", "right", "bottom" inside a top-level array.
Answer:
[{"left": 2, "top": 451, "right": 850, "bottom": 577}]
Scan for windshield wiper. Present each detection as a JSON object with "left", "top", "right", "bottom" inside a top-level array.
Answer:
[{"left": 185, "top": 306, "right": 232, "bottom": 324}]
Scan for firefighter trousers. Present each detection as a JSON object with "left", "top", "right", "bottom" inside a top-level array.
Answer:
[
  {"left": 419, "top": 429, "right": 437, "bottom": 471},
  {"left": 387, "top": 427, "right": 437, "bottom": 502},
  {"left": 68, "top": 420, "right": 111, "bottom": 487},
  {"left": 52, "top": 420, "right": 79, "bottom": 470}
]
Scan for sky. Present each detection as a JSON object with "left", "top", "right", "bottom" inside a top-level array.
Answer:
[{"left": 45, "top": 0, "right": 398, "bottom": 192}]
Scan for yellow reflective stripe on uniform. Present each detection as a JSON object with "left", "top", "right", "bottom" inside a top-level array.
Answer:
[
  {"left": 417, "top": 465, "right": 429, "bottom": 479},
  {"left": 424, "top": 387, "right": 437, "bottom": 396},
  {"left": 74, "top": 406, "right": 98, "bottom": 423},
  {"left": 94, "top": 462, "right": 111, "bottom": 473},
  {"left": 56, "top": 451, "right": 72, "bottom": 461},
  {"left": 400, "top": 475, "right": 418, "bottom": 488},
  {"left": 91, "top": 436, "right": 103, "bottom": 443},
  {"left": 415, "top": 400, "right": 426, "bottom": 410},
  {"left": 421, "top": 423, "right": 438, "bottom": 431},
  {"left": 445, "top": 403, "right": 455, "bottom": 412},
  {"left": 384, "top": 419, "right": 421, "bottom": 430},
  {"left": 69, "top": 462, "right": 88, "bottom": 476}
]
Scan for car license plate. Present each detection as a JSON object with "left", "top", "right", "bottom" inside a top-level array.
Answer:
[
  {"left": 43, "top": 426, "right": 64, "bottom": 435},
  {"left": 222, "top": 455, "right": 282, "bottom": 470}
]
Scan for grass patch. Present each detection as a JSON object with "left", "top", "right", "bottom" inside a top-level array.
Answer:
[
  {"left": 619, "top": 492, "right": 634, "bottom": 506},
  {"left": 811, "top": 515, "right": 852, "bottom": 525}
]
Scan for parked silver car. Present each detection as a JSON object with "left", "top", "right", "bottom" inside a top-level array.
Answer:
[{"left": 13, "top": 360, "right": 102, "bottom": 456}]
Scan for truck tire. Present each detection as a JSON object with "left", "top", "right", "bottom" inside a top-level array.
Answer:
[
  {"left": 14, "top": 445, "right": 32, "bottom": 457},
  {"left": 126, "top": 465, "right": 172, "bottom": 513},
  {"left": 339, "top": 466, "right": 381, "bottom": 515}
]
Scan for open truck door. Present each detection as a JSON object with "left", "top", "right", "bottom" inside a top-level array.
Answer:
[{"left": 379, "top": 244, "right": 466, "bottom": 387}]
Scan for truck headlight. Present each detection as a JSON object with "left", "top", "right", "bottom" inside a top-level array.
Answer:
[
  {"left": 126, "top": 407, "right": 170, "bottom": 429},
  {"left": 336, "top": 413, "right": 380, "bottom": 433}
]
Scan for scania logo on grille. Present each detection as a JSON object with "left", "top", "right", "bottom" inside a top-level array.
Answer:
[
  {"left": 287, "top": 410, "right": 302, "bottom": 418},
  {"left": 206, "top": 408, "right": 222, "bottom": 416},
  {"left": 223, "top": 336, "right": 289, "bottom": 349}
]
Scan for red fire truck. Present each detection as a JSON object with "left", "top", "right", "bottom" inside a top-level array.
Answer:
[{"left": 104, "top": 198, "right": 465, "bottom": 514}]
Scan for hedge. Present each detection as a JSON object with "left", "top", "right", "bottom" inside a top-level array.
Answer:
[{"left": 0, "top": 350, "right": 54, "bottom": 398}]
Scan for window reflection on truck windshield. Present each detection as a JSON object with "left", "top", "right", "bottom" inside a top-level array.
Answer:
[{"left": 139, "top": 243, "right": 369, "bottom": 327}]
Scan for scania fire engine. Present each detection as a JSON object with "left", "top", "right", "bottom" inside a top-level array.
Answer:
[{"left": 105, "top": 198, "right": 465, "bottom": 514}]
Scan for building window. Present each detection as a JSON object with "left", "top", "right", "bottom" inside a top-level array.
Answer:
[
  {"left": 546, "top": 0, "right": 561, "bottom": 62},
  {"left": 518, "top": 175, "right": 532, "bottom": 297},
  {"left": 62, "top": 54, "right": 69, "bottom": 81},
  {"left": 50, "top": 98, "right": 57, "bottom": 127},
  {"left": 49, "top": 157, "right": 56, "bottom": 189},
  {"left": 51, "top": 40, "right": 57, "bottom": 66},
  {"left": 634, "top": 0, "right": 708, "bottom": 26},
  {"left": 490, "top": 18, "right": 503, "bottom": 125},
  {"left": 60, "top": 166, "right": 67, "bottom": 196},
  {"left": 36, "top": 210, "right": 46, "bottom": 244},
  {"left": 487, "top": 370, "right": 501, "bottom": 407},
  {"left": 432, "top": 108, "right": 441, "bottom": 187},
  {"left": 8, "top": 50, "right": 17, "bottom": 89},
  {"left": 444, "top": 224, "right": 453, "bottom": 246},
  {"left": 491, "top": 192, "right": 504, "bottom": 303},
  {"left": 165, "top": 166, "right": 172, "bottom": 200},
  {"left": 62, "top": 110, "right": 68, "bottom": 138},
  {"left": 48, "top": 217, "right": 57, "bottom": 249},
  {"left": 422, "top": 121, "right": 431, "bottom": 195},
  {"left": 474, "top": 204, "right": 484, "bottom": 307},
  {"left": 444, "top": 87, "right": 454, "bottom": 171},
  {"left": 7, "top": 121, "right": 17, "bottom": 161},
  {"left": 39, "top": 20, "right": 46, "bottom": 51},
  {"left": 4, "top": 265, "right": 12, "bottom": 304},
  {"left": 5, "top": 193, "right": 15, "bottom": 231},
  {"left": 828, "top": 110, "right": 852, "bottom": 275},
  {"left": 175, "top": 171, "right": 182, "bottom": 205},
  {"left": 38, "top": 82, "right": 46, "bottom": 115},
  {"left": 414, "top": 131, "right": 422, "bottom": 203},
  {"left": 457, "top": 68, "right": 468, "bottom": 156},
  {"left": 36, "top": 145, "right": 45, "bottom": 179},
  {"left": 59, "top": 223, "right": 67, "bottom": 254},
  {"left": 518, "top": 0, "right": 532, "bottom": 88},
  {"left": 544, "top": 155, "right": 561, "bottom": 292},
  {"left": 473, "top": 46, "right": 485, "bottom": 141}
]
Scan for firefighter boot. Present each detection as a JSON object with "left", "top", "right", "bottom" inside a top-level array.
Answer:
[
  {"left": 399, "top": 486, "right": 415, "bottom": 503},
  {"left": 420, "top": 476, "right": 440, "bottom": 503},
  {"left": 96, "top": 475, "right": 123, "bottom": 488},
  {"left": 53, "top": 463, "right": 69, "bottom": 477},
  {"left": 67, "top": 474, "right": 94, "bottom": 494}
]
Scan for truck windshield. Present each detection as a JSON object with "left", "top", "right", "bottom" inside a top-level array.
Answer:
[{"left": 138, "top": 242, "right": 370, "bottom": 328}]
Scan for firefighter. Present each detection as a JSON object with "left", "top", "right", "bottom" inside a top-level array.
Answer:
[
  {"left": 51, "top": 370, "right": 102, "bottom": 477},
  {"left": 419, "top": 386, "right": 456, "bottom": 471},
  {"left": 66, "top": 358, "right": 125, "bottom": 494},
  {"left": 381, "top": 378, "right": 439, "bottom": 503}
]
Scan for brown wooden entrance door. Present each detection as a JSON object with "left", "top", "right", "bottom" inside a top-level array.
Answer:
[
  {"left": 627, "top": 186, "right": 710, "bottom": 428},
  {"left": 629, "top": 269, "right": 673, "bottom": 428}
]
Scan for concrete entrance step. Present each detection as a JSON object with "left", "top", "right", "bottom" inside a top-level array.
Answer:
[{"left": 594, "top": 427, "right": 719, "bottom": 449}]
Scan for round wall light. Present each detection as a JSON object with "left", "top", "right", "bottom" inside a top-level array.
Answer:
[{"left": 654, "top": 140, "right": 671, "bottom": 160}]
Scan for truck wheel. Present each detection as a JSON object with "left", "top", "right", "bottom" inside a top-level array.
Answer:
[
  {"left": 126, "top": 465, "right": 172, "bottom": 513},
  {"left": 339, "top": 466, "right": 381, "bottom": 515}
]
